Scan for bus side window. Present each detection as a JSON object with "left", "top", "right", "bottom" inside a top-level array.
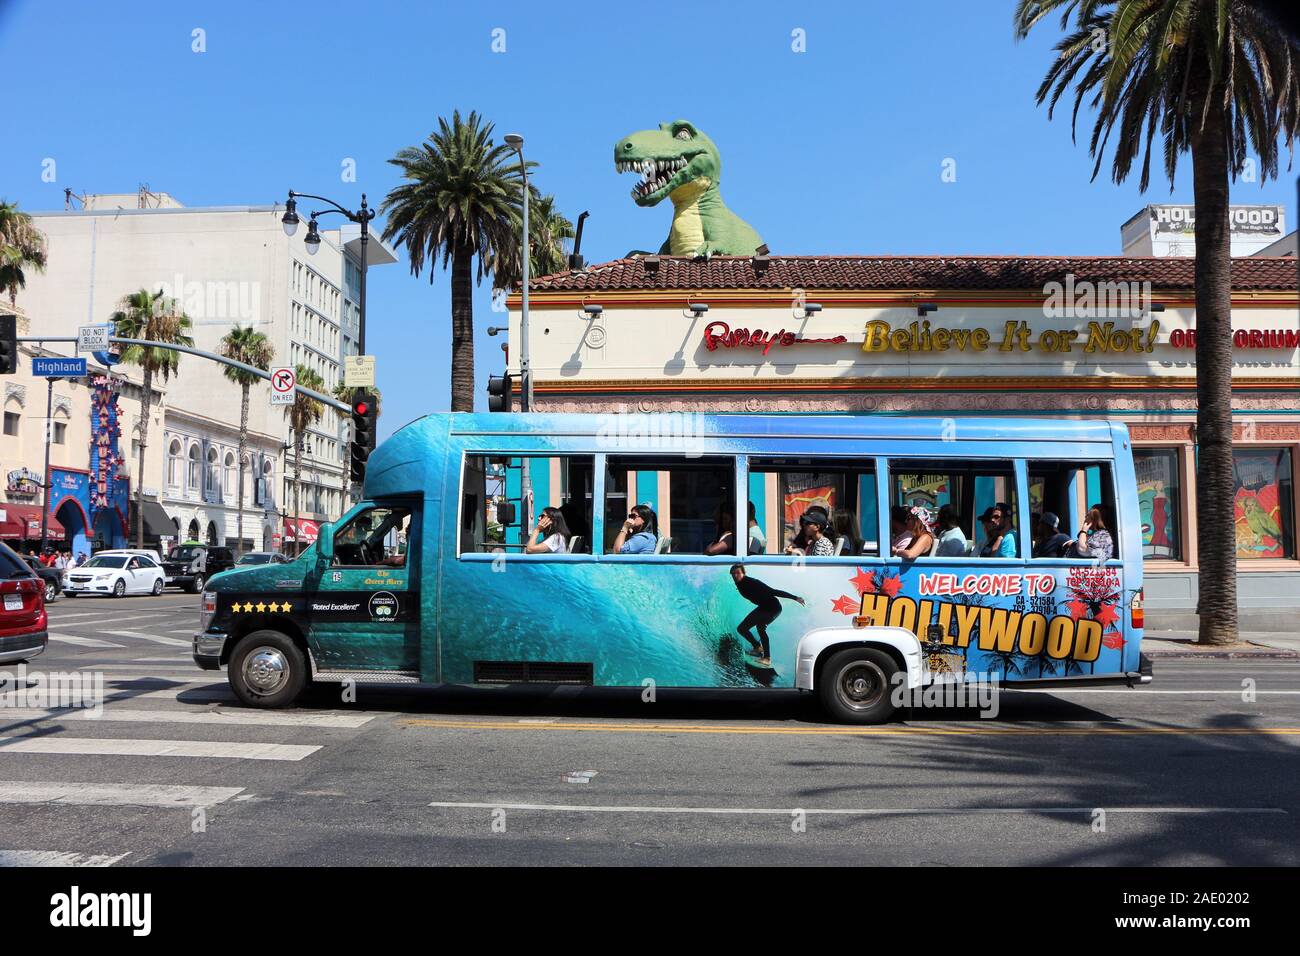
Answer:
[
  {"left": 1028, "top": 461, "right": 1119, "bottom": 560},
  {"left": 889, "top": 459, "right": 1018, "bottom": 558},
  {"left": 460, "top": 455, "right": 594, "bottom": 555},
  {"left": 604, "top": 455, "right": 735, "bottom": 555},
  {"left": 748, "top": 458, "right": 878, "bottom": 557}
]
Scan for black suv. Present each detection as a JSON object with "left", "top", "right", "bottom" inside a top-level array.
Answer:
[{"left": 162, "top": 543, "right": 234, "bottom": 593}]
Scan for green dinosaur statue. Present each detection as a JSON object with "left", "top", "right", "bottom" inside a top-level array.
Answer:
[{"left": 614, "top": 120, "right": 764, "bottom": 257}]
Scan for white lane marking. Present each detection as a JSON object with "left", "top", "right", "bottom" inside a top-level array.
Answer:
[
  {"left": 132, "top": 657, "right": 193, "bottom": 663},
  {"left": 0, "top": 850, "right": 130, "bottom": 866},
  {"left": 1016, "top": 689, "right": 1300, "bottom": 695},
  {"left": 0, "top": 781, "right": 244, "bottom": 807},
  {"left": 102, "top": 630, "right": 191, "bottom": 647},
  {"left": 428, "top": 801, "right": 1287, "bottom": 816},
  {"left": 48, "top": 633, "right": 126, "bottom": 649},
  {"left": 0, "top": 707, "right": 374, "bottom": 729},
  {"left": 52, "top": 613, "right": 173, "bottom": 625},
  {"left": 0, "top": 736, "right": 320, "bottom": 760}
]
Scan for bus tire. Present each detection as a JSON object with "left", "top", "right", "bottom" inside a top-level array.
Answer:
[
  {"left": 818, "top": 646, "right": 899, "bottom": 725},
  {"left": 228, "top": 630, "right": 307, "bottom": 709}
]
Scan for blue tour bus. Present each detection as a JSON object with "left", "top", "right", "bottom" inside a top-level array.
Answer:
[{"left": 194, "top": 413, "right": 1150, "bottom": 723}]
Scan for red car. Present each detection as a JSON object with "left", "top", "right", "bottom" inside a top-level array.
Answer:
[{"left": 0, "top": 541, "right": 47, "bottom": 664}]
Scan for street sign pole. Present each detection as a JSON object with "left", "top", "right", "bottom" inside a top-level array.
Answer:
[{"left": 39, "top": 376, "right": 59, "bottom": 552}]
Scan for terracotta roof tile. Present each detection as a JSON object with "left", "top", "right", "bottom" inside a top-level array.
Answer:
[{"left": 528, "top": 254, "right": 1298, "bottom": 292}]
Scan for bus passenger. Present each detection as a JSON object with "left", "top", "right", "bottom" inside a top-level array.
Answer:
[
  {"left": 706, "top": 507, "right": 736, "bottom": 555},
  {"left": 978, "top": 502, "right": 1018, "bottom": 557},
  {"left": 1071, "top": 506, "right": 1114, "bottom": 561},
  {"left": 1033, "top": 512, "right": 1072, "bottom": 558},
  {"left": 890, "top": 505, "right": 913, "bottom": 553},
  {"left": 933, "top": 505, "right": 968, "bottom": 556},
  {"left": 831, "top": 509, "right": 862, "bottom": 555},
  {"left": 612, "top": 504, "right": 658, "bottom": 554},
  {"left": 746, "top": 500, "right": 766, "bottom": 554},
  {"left": 893, "top": 506, "right": 935, "bottom": 559},
  {"left": 729, "top": 564, "right": 805, "bottom": 667},
  {"left": 525, "top": 507, "right": 571, "bottom": 554},
  {"left": 787, "top": 510, "right": 835, "bottom": 556}
]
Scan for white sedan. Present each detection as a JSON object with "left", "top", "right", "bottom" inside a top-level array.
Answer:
[{"left": 63, "top": 553, "right": 166, "bottom": 598}]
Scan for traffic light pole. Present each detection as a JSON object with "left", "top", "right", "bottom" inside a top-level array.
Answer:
[
  {"left": 15, "top": 336, "right": 351, "bottom": 412},
  {"left": 39, "top": 376, "right": 57, "bottom": 552}
]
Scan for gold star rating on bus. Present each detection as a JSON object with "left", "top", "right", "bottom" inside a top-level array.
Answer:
[{"left": 232, "top": 600, "right": 293, "bottom": 613}]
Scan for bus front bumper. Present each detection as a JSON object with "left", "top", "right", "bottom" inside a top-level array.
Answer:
[{"left": 193, "top": 631, "right": 228, "bottom": 670}]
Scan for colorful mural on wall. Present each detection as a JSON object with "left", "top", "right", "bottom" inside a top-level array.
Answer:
[{"left": 1232, "top": 449, "right": 1293, "bottom": 559}]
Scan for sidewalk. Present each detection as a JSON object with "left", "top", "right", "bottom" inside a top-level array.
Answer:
[{"left": 1142, "top": 630, "right": 1300, "bottom": 659}]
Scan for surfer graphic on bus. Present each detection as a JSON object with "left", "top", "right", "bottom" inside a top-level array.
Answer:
[{"left": 729, "top": 564, "right": 805, "bottom": 669}]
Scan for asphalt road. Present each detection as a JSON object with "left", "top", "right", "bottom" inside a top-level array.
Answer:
[{"left": 1, "top": 590, "right": 1297, "bottom": 866}]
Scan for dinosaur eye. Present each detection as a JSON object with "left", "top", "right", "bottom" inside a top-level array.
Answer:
[{"left": 674, "top": 128, "right": 692, "bottom": 140}]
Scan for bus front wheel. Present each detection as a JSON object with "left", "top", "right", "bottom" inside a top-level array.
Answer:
[
  {"left": 229, "top": 631, "right": 307, "bottom": 709},
  {"left": 818, "top": 647, "right": 899, "bottom": 724}
]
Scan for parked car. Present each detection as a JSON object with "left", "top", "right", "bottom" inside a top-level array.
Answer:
[
  {"left": 0, "top": 541, "right": 47, "bottom": 663},
  {"left": 63, "top": 553, "right": 166, "bottom": 598},
  {"left": 236, "top": 551, "right": 290, "bottom": 566},
  {"left": 93, "top": 548, "right": 165, "bottom": 566},
  {"left": 161, "top": 543, "right": 234, "bottom": 593},
  {"left": 21, "top": 555, "right": 62, "bottom": 603}
]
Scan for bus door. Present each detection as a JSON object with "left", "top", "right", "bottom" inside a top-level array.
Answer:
[{"left": 308, "top": 500, "right": 422, "bottom": 673}]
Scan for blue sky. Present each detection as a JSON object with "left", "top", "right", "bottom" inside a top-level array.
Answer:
[{"left": 3, "top": 0, "right": 1295, "bottom": 436}]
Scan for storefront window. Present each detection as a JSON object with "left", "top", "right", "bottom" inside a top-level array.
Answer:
[
  {"left": 1134, "top": 449, "right": 1182, "bottom": 560},
  {"left": 1232, "top": 448, "right": 1295, "bottom": 559}
]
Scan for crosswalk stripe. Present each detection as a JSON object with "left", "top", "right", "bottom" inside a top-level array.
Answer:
[
  {"left": 0, "top": 735, "right": 320, "bottom": 760},
  {"left": 0, "top": 781, "right": 244, "bottom": 807},
  {"left": 102, "top": 630, "right": 191, "bottom": 647},
  {"left": 0, "top": 707, "right": 375, "bottom": 729},
  {"left": 48, "top": 633, "right": 126, "bottom": 649},
  {"left": 0, "top": 850, "right": 130, "bottom": 866}
]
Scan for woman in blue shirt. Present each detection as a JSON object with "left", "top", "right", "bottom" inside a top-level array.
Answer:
[{"left": 612, "top": 504, "right": 658, "bottom": 554}]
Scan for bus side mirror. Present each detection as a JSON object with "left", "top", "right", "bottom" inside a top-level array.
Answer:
[{"left": 316, "top": 522, "right": 335, "bottom": 563}]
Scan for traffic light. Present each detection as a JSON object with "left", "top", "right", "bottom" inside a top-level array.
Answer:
[
  {"left": 348, "top": 392, "right": 378, "bottom": 483},
  {"left": 0, "top": 315, "right": 16, "bottom": 375},
  {"left": 486, "top": 372, "right": 513, "bottom": 412}
]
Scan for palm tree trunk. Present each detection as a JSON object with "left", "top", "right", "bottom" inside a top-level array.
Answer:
[
  {"left": 450, "top": 245, "right": 475, "bottom": 412},
  {"left": 1191, "top": 107, "right": 1238, "bottom": 646},
  {"left": 136, "top": 366, "right": 152, "bottom": 549},
  {"left": 235, "top": 383, "right": 249, "bottom": 556}
]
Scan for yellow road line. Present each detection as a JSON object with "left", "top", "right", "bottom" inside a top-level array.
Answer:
[{"left": 399, "top": 719, "right": 1300, "bottom": 737}]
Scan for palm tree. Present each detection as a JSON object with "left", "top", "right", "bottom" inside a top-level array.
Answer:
[
  {"left": 380, "top": 110, "right": 525, "bottom": 412},
  {"left": 489, "top": 192, "right": 575, "bottom": 285},
  {"left": 219, "top": 324, "right": 274, "bottom": 556},
  {"left": 0, "top": 200, "right": 47, "bottom": 306},
  {"left": 332, "top": 383, "right": 382, "bottom": 506},
  {"left": 284, "top": 364, "right": 325, "bottom": 555},
  {"left": 1015, "top": 1, "right": 1300, "bottom": 646},
  {"left": 113, "top": 289, "right": 194, "bottom": 548}
]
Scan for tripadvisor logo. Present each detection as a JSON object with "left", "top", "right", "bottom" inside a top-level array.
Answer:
[{"left": 368, "top": 591, "right": 399, "bottom": 621}]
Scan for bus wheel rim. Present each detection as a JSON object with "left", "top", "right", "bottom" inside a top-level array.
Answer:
[
  {"left": 244, "top": 646, "right": 289, "bottom": 694},
  {"left": 835, "top": 660, "right": 886, "bottom": 711}
]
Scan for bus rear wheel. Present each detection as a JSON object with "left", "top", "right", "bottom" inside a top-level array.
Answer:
[
  {"left": 228, "top": 631, "right": 307, "bottom": 709},
  {"left": 818, "top": 647, "right": 899, "bottom": 724}
]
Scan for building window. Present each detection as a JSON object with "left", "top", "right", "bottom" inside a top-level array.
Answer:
[
  {"left": 1134, "top": 449, "right": 1183, "bottom": 560},
  {"left": 3, "top": 411, "right": 18, "bottom": 437},
  {"left": 53, "top": 422, "right": 67, "bottom": 445},
  {"left": 1231, "top": 447, "right": 1295, "bottom": 559},
  {"left": 168, "top": 439, "right": 184, "bottom": 488},
  {"left": 187, "top": 443, "right": 201, "bottom": 490},
  {"left": 206, "top": 447, "right": 220, "bottom": 498},
  {"left": 224, "top": 452, "right": 237, "bottom": 502}
]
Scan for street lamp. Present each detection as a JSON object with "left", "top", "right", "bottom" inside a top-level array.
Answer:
[
  {"left": 504, "top": 133, "right": 532, "bottom": 412},
  {"left": 281, "top": 190, "right": 375, "bottom": 355}
]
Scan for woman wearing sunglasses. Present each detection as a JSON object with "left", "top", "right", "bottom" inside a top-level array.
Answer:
[{"left": 612, "top": 503, "right": 658, "bottom": 554}]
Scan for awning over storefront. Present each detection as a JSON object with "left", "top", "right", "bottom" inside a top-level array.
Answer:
[
  {"left": 0, "top": 504, "right": 64, "bottom": 540},
  {"left": 128, "top": 498, "right": 176, "bottom": 539},
  {"left": 283, "top": 518, "right": 319, "bottom": 544}
]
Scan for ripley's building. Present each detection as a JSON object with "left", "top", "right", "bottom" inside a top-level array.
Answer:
[{"left": 505, "top": 248, "right": 1300, "bottom": 627}]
